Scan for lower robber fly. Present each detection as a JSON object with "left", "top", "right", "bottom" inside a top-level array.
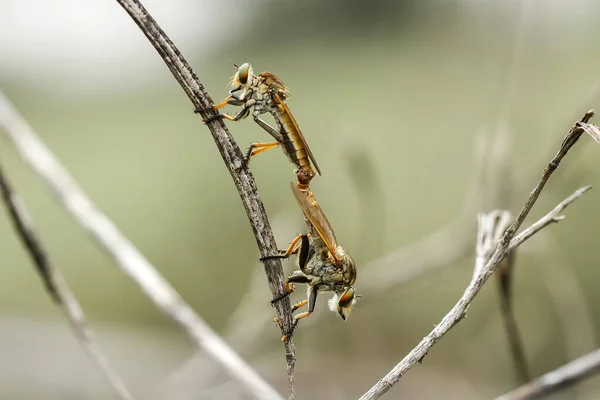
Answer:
[{"left": 264, "top": 179, "right": 358, "bottom": 341}]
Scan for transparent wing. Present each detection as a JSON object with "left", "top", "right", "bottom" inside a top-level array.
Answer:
[
  {"left": 290, "top": 182, "right": 339, "bottom": 262},
  {"left": 274, "top": 92, "right": 322, "bottom": 176}
]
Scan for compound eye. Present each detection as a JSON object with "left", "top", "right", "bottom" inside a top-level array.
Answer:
[
  {"left": 338, "top": 287, "right": 355, "bottom": 308},
  {"left": 237, "top": 63, "right": 251, "bottom": 84}
]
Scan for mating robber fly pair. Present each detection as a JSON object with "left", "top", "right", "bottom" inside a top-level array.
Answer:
[{"left": 205, "top": 63, "right": 358, "bottom": 340}]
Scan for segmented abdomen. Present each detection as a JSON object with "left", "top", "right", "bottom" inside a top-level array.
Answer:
[{"left": 274, "top": 108, "right": 315, "bottom": 177}]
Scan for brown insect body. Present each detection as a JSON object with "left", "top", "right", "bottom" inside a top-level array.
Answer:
[
  {"left": 257, "top": 73, "right": 320, "bottom": 179},
  {"left": 214, "top": 64, "right": 356, "bottom": 340},
  {"left": 213, "top": 64, "right": 321, "bottom": 181},
  {"left": 271, "top": 181, "right": 358, "bottom": 330}
]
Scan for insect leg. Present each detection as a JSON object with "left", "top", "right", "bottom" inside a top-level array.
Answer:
[
  {"left": 241, "top": 141, "right": 280, "bottom": 168},
  {"left": 294, "top": 286, "right": 317, "bottom": 322},
  {"left": 201, "top": 97, "right": 253, "bottom": 123},
  {"left": 230, "top": 105, "right": 252, "bottom": 121},
  {"left": 291, "top": 299, "right": 308, "bottom": 312},
  {"left": 279, "top": 287, "right": 318, "bottom": 342},
  {"left": 270, "top": 273, "right": 310, "bottom": 304},
  {"left": 253, "top": 116, "right": 283, "bottom": 142},
  {"left": 212, "top": 95, "right": 234, "bottom": 110},
  {"left": 260, "top": 234, "right": 304, "bottom": 262},
  {"left": 279, "top": 281, "right": 317, "bottom": 342}
]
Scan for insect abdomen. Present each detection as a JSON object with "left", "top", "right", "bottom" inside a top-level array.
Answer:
[{"left": 277, "top": 111, "right": 315, "bottom": 176}]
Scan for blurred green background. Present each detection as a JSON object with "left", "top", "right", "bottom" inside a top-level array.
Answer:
[{"left": 2, "top": 0, "right": 600, "bottom": 399}]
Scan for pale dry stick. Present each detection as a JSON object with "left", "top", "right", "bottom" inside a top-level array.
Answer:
[
  {"left": 0, "top": 164, "right": 133, "bottom": 400},
  {"left": 358, "top": 111, "right": 596, "bottom": 400},
  {"left": 495, "top": 349, "right": 600, "bottom": 400},
  {"left": 113, "top": 1, "right": 297, "bottom": 397},
  {"left": 0, "top": 93, "right": 283, "bottom": 400},
  {"left": 359, "top": 185, "right": 591, "bottom": 400}
]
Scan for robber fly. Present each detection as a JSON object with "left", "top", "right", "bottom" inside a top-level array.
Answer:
[
  {"left": 266, "top": 178, "right": 358, "bottom": 340},
  {"left": 210, "top": 63, "right": 321, "bottom": 183}
]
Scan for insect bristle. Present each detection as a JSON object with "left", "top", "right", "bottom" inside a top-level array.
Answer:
[
  {"left": 228, "top": 74, "right": 238, "bottom": 89},
  {"left": 328, "top": 294, "right": 339, "bottom": 312}
]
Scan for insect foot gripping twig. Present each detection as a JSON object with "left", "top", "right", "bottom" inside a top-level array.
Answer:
[{"left": 193, "top": 106, "right": 224, "bottom": 124}]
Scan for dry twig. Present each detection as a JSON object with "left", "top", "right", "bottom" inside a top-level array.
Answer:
[
  {"left": 113, "top": 0, "right": 297, "bottom": 396},
  {"left": 358, "top": 111, "right": 595, "bottom": 400},
  {"left": 0, "top": 163, "right": 133, "bottom": 400},
  {"left": 495, "top": 349, "right": 600, "bottom": 400}
]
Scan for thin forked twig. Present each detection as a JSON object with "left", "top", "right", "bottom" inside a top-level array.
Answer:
[
  {"left": 495, "top": 349, "right": 600, "bottom": 400},
  {"left": 113, "top": 0, "right": 296, "bottom": 397},
  {"left": 358, "top": 111, "right": 595, "bottom": 400},
  {"left": 0, "top": 95, "right": 282, "bottom": 400},
  {"left": 0, "top": 163, "right": 133, "bottom": 400},
  {"left": 359, "top": 185, "right": 591, "bottom": 400}
]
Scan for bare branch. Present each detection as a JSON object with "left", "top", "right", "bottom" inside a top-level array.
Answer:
[
  {"left": 113, "top": 0, "right": 297, "bottom": 396},
  {"left": 359, "top": 185, "right": 591, "bottom": 400},
  {"left": 503, "top": 111, "right": 594, "bottom": 241},
  {"left": 358, "top": 110, "right": 595, "bottom": 400},
  {"left": 495, "top": 349, "right": 600, "bottom": 400},
  {"left": 0, "top": 163, "right": 133, "bottom": 400},
  {"left": 0, "top": 92, "right": 283, "bottom": 400}
]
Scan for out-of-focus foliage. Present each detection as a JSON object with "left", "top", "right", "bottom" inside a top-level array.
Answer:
[
  {"left": 249, "top": 0, "right": 423, "bottom": 39},
  {"left": 2, "top": 0, "right": 600, "bottom": 399}
]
